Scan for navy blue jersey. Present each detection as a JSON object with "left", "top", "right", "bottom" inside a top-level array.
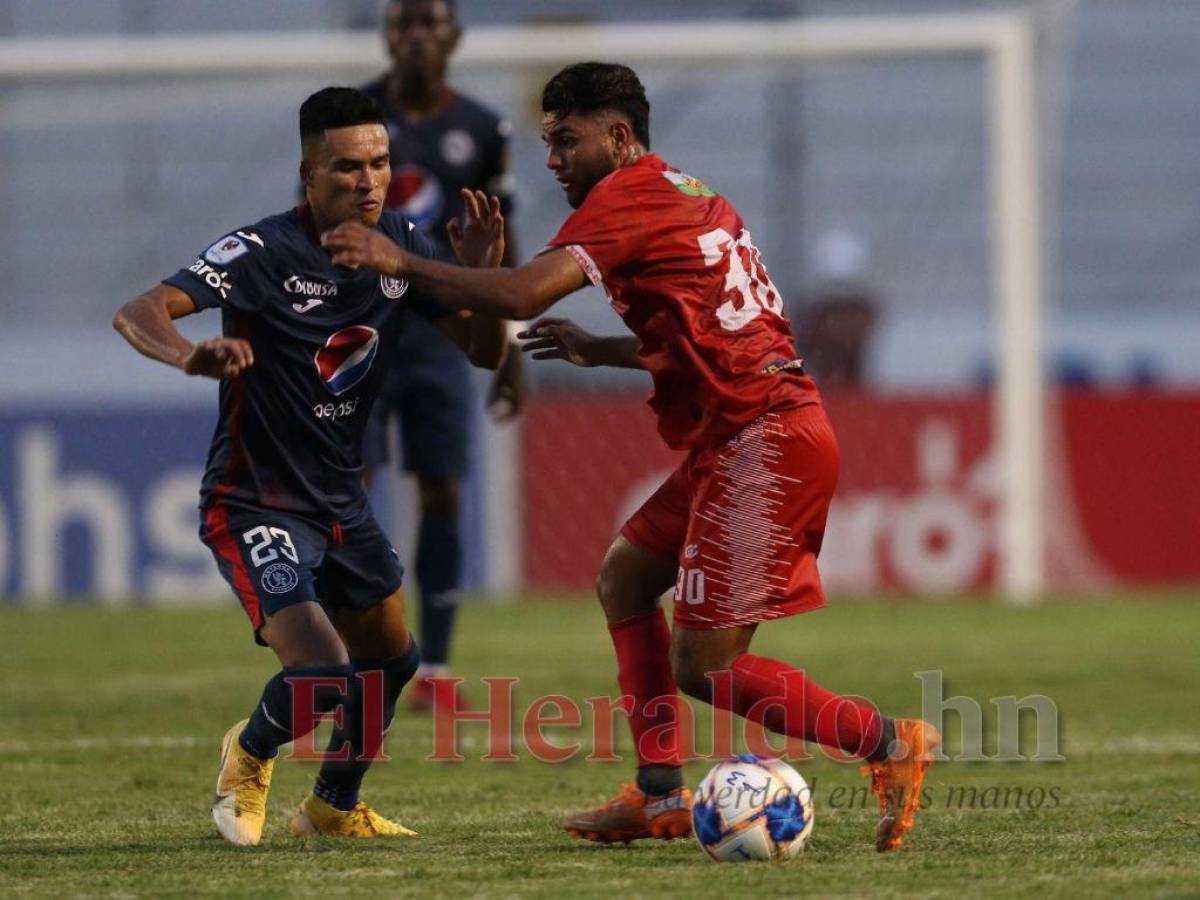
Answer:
[
  {"left": 361, "top": 78, "right": 514, "bottom": 255},
  {"left": 360, "top": 80, "right": 514, "bottom": 375},
  {"left": 163, "top": 206, "right": 452, "bottom": 522}
]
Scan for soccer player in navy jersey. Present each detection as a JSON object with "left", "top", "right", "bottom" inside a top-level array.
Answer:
[
  {"left": 361, "top": 0, "right": 524, "bottom": 710},
  {"left": 113, "top": 87, "right": 507, "bottom": 846},
  {"left": 322, "top": 63, "right": 940, "bottom": 853}
]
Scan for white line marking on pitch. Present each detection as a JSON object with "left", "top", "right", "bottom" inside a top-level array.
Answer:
[{"left": 0, "top": 736, "right": 204, "bottom": 753}]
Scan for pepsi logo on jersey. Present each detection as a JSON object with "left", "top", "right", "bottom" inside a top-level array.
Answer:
[
  {"left": 314, "top": 326, "right": 379, "bottom": 396},
  {"left": 386, "top": 163, "right": 444, "bottom": 229}
]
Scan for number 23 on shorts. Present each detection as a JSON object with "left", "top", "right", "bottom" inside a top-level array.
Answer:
[{"left": 241, "top": 525, "right": 299, "bottom": 568}]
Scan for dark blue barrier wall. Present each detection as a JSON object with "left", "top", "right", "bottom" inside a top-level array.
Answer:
[{"left": 0, "top": 405, "right": 485, "bottom": 600}]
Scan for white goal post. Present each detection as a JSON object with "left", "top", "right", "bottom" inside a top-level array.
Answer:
[{"left": 0, "top": 12, "right": 1045, "bottom": 601}]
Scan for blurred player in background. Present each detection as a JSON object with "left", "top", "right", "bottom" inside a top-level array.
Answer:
[
  {"left": 114, "top": 87, "right": 507, "bottom": 846},
  {"left": 361, "top": 0, "right": 524, "bottom": 711},
  {"left": 321, "top": 62, "right": 941, "bottom": 853}
]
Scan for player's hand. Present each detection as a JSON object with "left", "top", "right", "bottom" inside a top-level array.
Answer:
[
  {"left": 321, "top": 219, "right": 408, "bottom": 275},
  {"left": 181, "top": 337, "right": 254, "bottom": 379},
  {"left": 487, "top": 343, "right": 526, "bottom": 421},
  {"left": 448, "top": 189, "right": 505, "bottom": 269},
  {"left": 518, "top": 317, "right": 597, "bottom": 368}
]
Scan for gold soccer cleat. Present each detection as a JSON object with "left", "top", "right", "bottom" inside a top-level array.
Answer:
[
  {"left": 212, "top": 718, "right": 275, "bottom": 847},
  {"left": 288, "top": 793, "right": 419, "bottom": 838}
]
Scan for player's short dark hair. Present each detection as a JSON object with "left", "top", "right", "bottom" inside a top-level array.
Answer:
[
  {"left": 385, "top": 0, "right": 457, "bottom": 18},
  {"left": 299, "top": 87, "right": 385, "bottom": 147},
  {"left": 541, "top": 62, "right": 651, "bottom": 149}
]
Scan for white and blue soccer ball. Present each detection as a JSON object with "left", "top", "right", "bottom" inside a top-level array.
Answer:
[{"left": 692, "top": 754, "right": 814, "bottom": 861}]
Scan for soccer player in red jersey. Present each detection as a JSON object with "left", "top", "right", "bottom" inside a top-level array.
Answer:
[{"left": 322, "top": 62, "right": 941, "bottom": 852}]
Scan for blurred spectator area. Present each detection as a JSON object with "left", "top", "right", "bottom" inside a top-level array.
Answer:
[{"left": 0, "top": 0, "right": 1198, "bottom": 401}]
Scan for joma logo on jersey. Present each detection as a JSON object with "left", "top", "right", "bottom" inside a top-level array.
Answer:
[
  {"left": 187, "top": 259, "right": 232, "bottom": 300},
  {"left": 283, "top": 275, "right": 338, "bottom": 297},
  {"left": 314, "top": 326, "right": 379, "bottom": 396}
]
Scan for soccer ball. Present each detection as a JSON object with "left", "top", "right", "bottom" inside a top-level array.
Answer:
[{"left": 692, "top": 754, "right": 814, "bottom": 861}]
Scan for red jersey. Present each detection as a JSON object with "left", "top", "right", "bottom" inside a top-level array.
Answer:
[{"left": 547, "top": 154, "right": 820, "bottom": 450}]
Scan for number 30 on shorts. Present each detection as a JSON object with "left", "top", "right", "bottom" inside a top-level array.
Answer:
[
  {"left": 242, "top": 525, "right": 299, "bottom": 568},
  {"left": 675, "top": 567, "right": 706, "bottom": 605}
]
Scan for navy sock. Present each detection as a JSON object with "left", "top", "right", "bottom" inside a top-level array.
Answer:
[
  {"left": 239, "top": 663, "right": 354, "bottom": 760},
  {"left": 315, "top": 640, "right": 420, "bottom": 810},
  {"left": 416, "top": 511, "right": 461, "bottom": 666},
  {"left": 637, "top": 764, "right": 685, "bottom": 797}
]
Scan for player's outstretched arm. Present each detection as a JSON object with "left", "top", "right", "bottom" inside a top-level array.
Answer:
[
  {"left": 322, "top": 220, "right": 587, "bottom": 321},
  {"left": 114, "top": 284, "right": 254, "bottom": 379},
  {"left": 518, "top": 318, "right": 645, "bottom": 370}
]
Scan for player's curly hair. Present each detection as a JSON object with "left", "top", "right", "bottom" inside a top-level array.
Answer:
[
  {"left": 299, "top": 87, "right": 385, "bottom": 147},
  {"left": 541, "top": 62, "right": 651, "bottom": 149}
]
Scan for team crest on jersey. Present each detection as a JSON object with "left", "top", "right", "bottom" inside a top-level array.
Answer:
[
  {"left": 204, "top": 235, "right": 249, "bottom": 265},
  {"left": 662, "top": 170, "right": 716, "bottom": 197},
  {"left": 380, "top": 274, "right": 409, "bottom": 299},
  {"left": 440, "top": 128, "right": 477, "bottom": 166},
  {"left": 314, "top": 325, "right": 379, "bottom": 396},
  {"left": 261, "top": 562, "right": 298, "bottom": 594}
]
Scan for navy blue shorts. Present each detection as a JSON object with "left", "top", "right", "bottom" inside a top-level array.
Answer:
[
  {"left": 200, "top": 501, "right": 405, "bottom": 645},
  {"left": 363, "top": 317, "right": 472, "bottom": 481}
]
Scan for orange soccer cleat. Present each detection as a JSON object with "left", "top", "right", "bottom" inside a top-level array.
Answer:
[
  {"left": 862, "top": 718, "right": 942, "bottom": 852},
  {"left": 563, "top": 783, "right": 693, "bottom": 844}
]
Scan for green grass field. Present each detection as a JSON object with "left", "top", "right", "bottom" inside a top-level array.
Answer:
[{"left": 2, "top": 594, "right": 1198, "bottom": 898}]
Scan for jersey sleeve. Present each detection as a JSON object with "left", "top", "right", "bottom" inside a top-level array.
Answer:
[
  {"left": 543, "top": 175, "right": 645, "bottom": 286},
  {"left": 379, "top": 214, "right": 455, "bottom": 321},
  {"left": 161, "top": 229, "right": 268, "bottom": 313}
]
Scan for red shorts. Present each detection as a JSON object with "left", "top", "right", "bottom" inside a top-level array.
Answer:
[{"left": 621, "top": 405, "right": 839, "bottom": 629}]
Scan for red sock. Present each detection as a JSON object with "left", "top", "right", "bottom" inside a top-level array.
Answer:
[
  {"left": 609, "top": 610, "right": 682, "bottom": 768},
  {"left": 727, "top": 653, "right": 883, "bottom": 759}
]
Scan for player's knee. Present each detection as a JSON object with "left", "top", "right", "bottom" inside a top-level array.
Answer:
[
  {"left": 594, "top": 563, "right": 618, "bottom": 611},
  {"left": 274, "top": 635, "right": 349, "bottom": 669},
  {"left": 595, "top": 555, "right": 646, "bottom": 623},
  {"left": 260, "top": 602, "right": 351, "bottom": 668},
  {"left": 671, "top": 632, "right": 745, "bottom": 704}
]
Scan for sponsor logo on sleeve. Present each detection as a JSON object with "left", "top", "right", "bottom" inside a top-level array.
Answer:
[
  {"left": 187, "top": 259, "right": 232, "bottom": 300},
  {"left": 314, "top": 325, "right": 379, "bottom": 396},
  {"left": 204, "top": 235, "right": 249, "bottom": 265}
]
